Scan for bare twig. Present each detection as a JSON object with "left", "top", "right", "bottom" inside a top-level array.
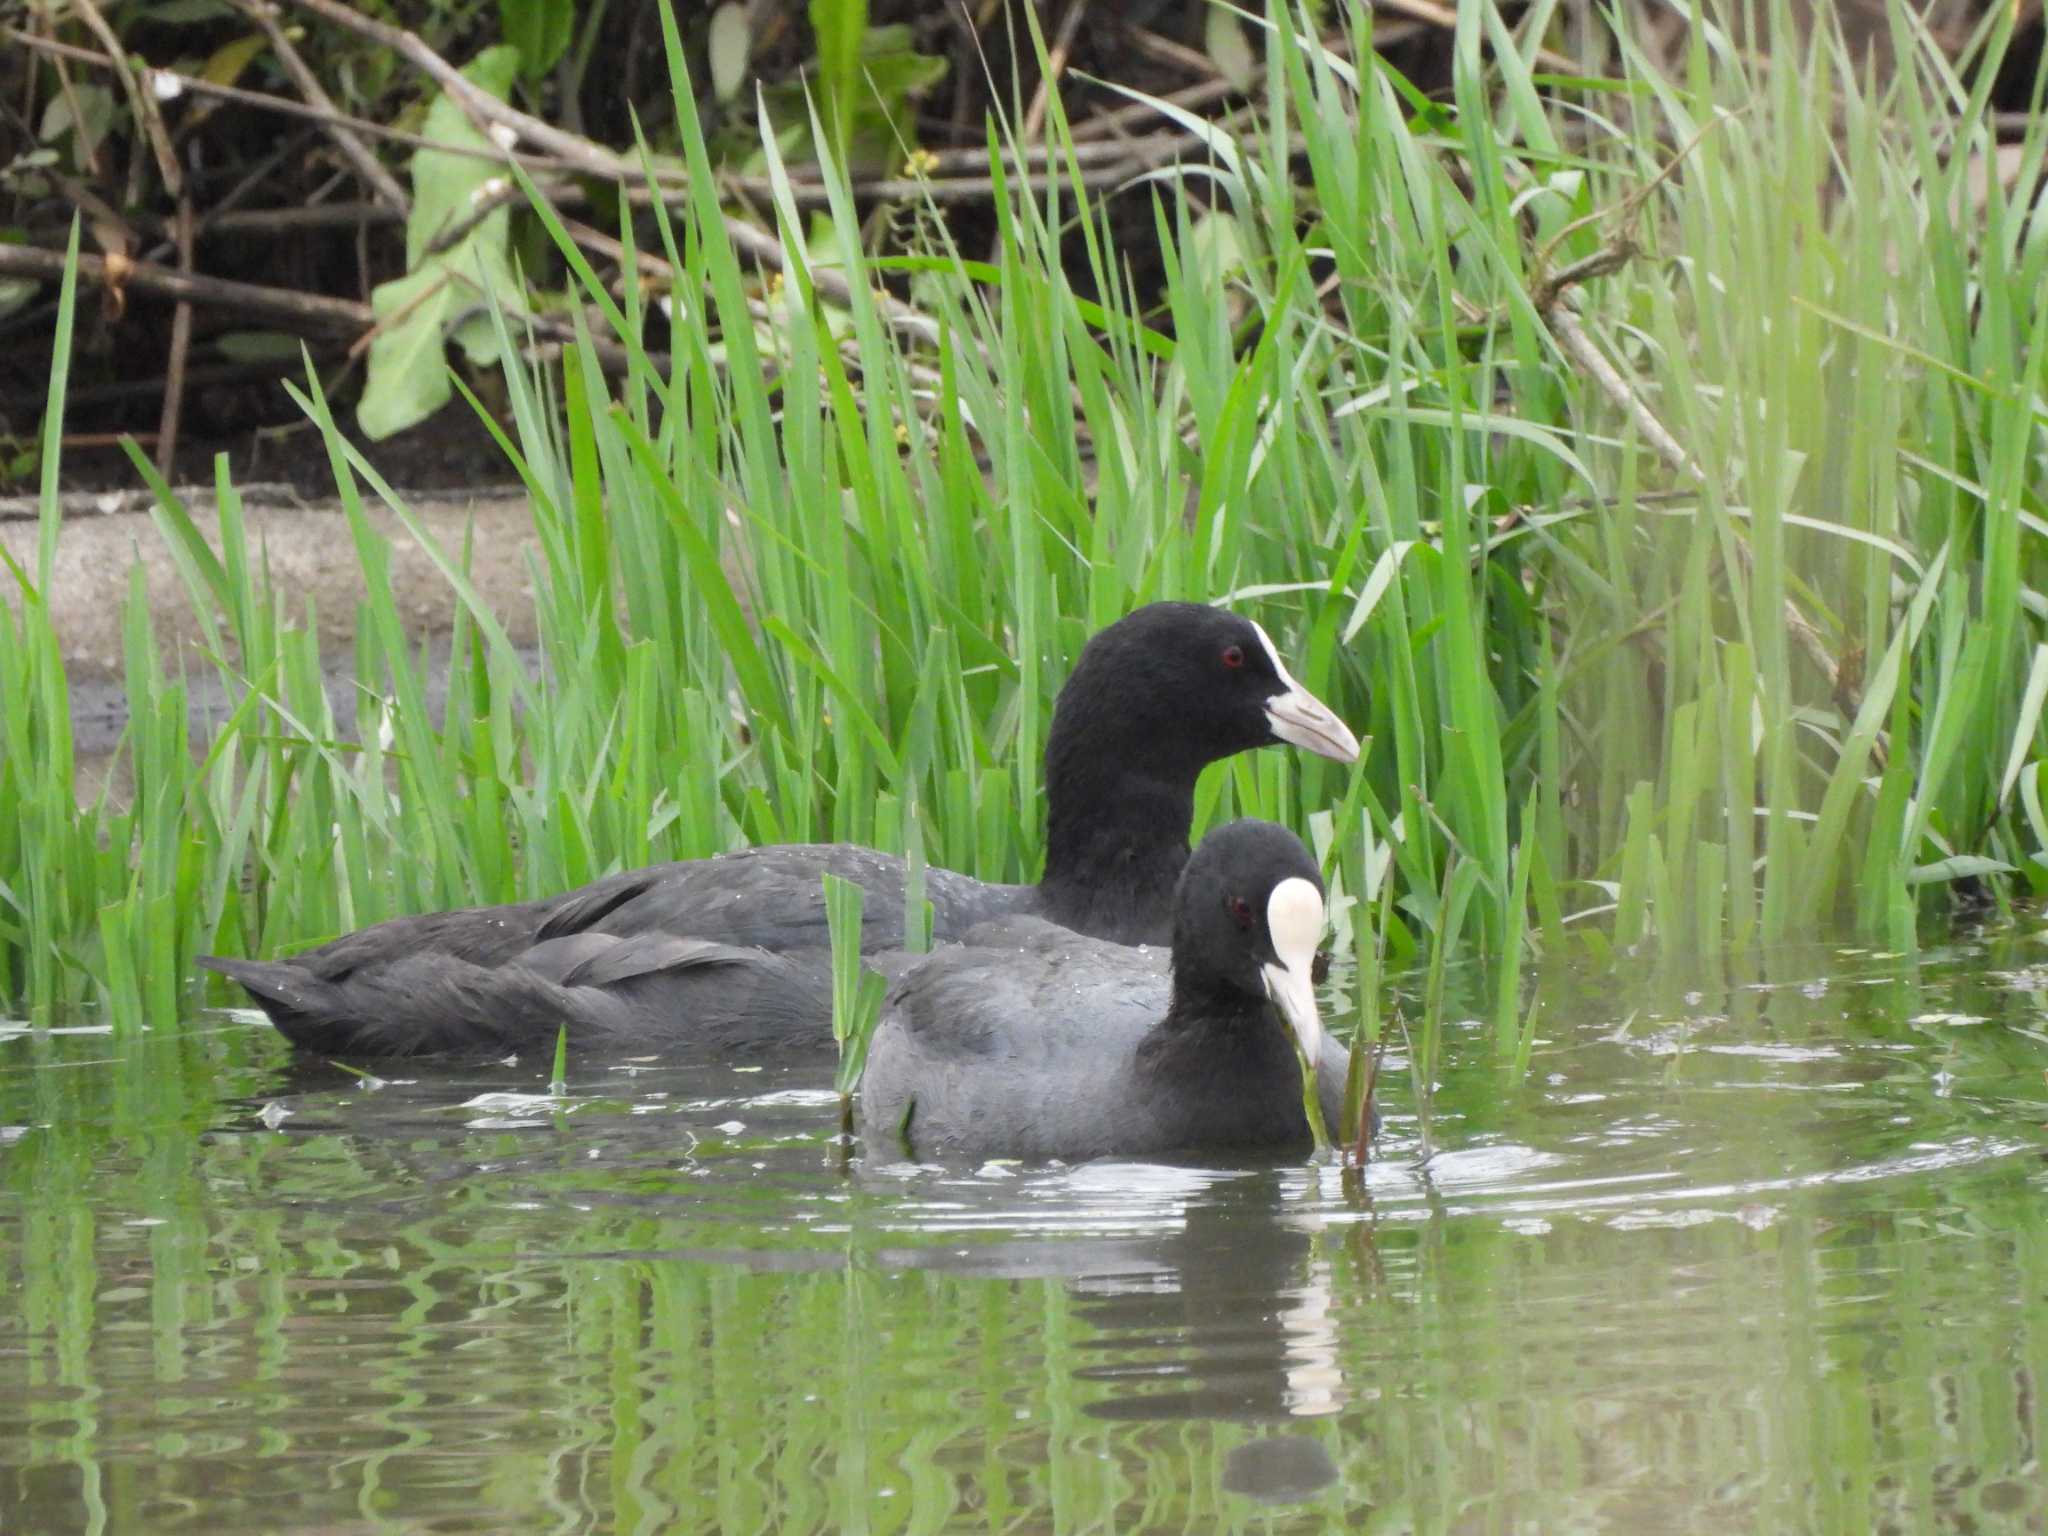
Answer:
[
  {"left": 157, "top": 194, "right": 196, "bottom": 477},
  {"left": 278, "top": 0, "right": 950, "bottom": 347},
  {"left": 1529, "top": 109, "right": 1736, "bottom": 314},
  {"left": 1545, "top": 306, "right": 1694, "bottom": 478},
  {"left": 344, "top": 270, "right": 447, "bottom": 360},
  {"left": 1121, "top": 24, "right": 1220, "bottom": 82},
  {"left": 11, "top": 12, "right": 946, "bottom": 349},
  {"left": 43, "top": 32, "right": 106, "bottom": 180},
  {"left": 421, "top": 177, "right": 531, "bottom": 256},
  {"left": 0, "top": 242, "right": 371, "bottom": 332},
  {"left": 191, "top": 129, "right": 317, "bottom": 241},
  {"left": 4, "top": 30, "right": 553, "bottom": 171},
  {"left": 11, "top": 15, "right": 1207, "bottom": 276},
  {"left": 1527, "top": 240, "right": 1636, "bottom": 320},
  {"left": 50, "top": 173, "right": 137, "bottom": 271},
  {"left": 46, "top": 363, "right": 299, "bottom": 411},
  {"left": 1543, "top": 303, "right": 1846, "bottom": 699},
  {"left": 236, "top": 0, "right": 409, "bottom": 212},
  {"left": 282, "top": 0, "right": 632, "bottom": 179},
  {"left": 1020, "top": 0, "right": 1091, "bottom": 146},
  {"left": 558, "top": 217, "right": 670, "bottom": 285},
  {"left": 523, "top": 338, "right": 670, "bottom": 375},
  {"left": 919, "top": 134, "right": 1180, "bottom": 172},
  {"left": 183, "top": 202, "right": 404, "bottom": 237},
  {"left": 772, "top": 137, "right": 1204, "bottom": 206},
  {"left": 557, "top": 216, "right": 957, "bottom": 405},
  {"left": 65, "top": 0, "right": 182, "bottom": 198}
]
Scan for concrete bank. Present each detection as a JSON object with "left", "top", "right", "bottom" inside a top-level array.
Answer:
[{"left": 0, "top": 484, "right": 540, "bottom": 795}]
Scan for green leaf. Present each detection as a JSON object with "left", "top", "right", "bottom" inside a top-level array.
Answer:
[
  {"left": 500, "top": 0, "right": 576, "bottom": 77},
  {"left": 1907, "top": 856, "right": 2017, "bottom": 886},
  {"left": 358, "top": 45, "right": 523, "bottom": 439},
  {"left": 357, "top": 267, "right": 457, "bottom": 441},
  {"left": 39, "top": 85, "right": 114, "bottom": 171},
  {"left": 549, "top": 1021, "right": 570, "bottom": 1094},
  {"left": 825, "top": 873, "right": 889, "bottom": 1097},
  {"left": 1998, "top": 643, "right": 2048, "bottom": 807},
  {"left": 809, "top": 0, "right": 866, "bottom": 159},
  {"left": 212, "top": 330, "right": 304, "bottom": 363},
  {"left": 409, "top": 49, "right": 522, "bottom": 251},
  {"left": 709, "top": 3, "right": 752, "bottom": 102},
  {"left": 1204, "top": 7, "right": 1256, "bottom": 93},
  {"left": 198, "top": 33, "right": 270, "bottom": 88}
]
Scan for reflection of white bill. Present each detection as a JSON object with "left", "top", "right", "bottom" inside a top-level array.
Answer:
[{"left": 1280, "top": 1255, "right": 1347, "bottom": 1417}]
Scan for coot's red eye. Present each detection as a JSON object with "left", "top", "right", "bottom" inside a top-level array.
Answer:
[
  {"left": 1228, "top": 895, "right": 1254, "bottom": 928},
  {"left": 1222, "top": 645, "right": 1245, "bottom": 669}
]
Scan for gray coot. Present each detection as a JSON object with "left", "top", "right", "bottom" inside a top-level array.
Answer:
[
  {"left": 204, "top": 604, "right": 1359, "bottom": 1058},
  {"left": 857, "top": 819, "right": 1352, "bottom": 1162}
]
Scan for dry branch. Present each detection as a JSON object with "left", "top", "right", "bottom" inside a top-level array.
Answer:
[
  {"left": 276, "top": 0, "right": 956, "bottom": 347},
  {"left": 157, "top": 194, "right": 196, "bottom": 476},
  {"left": 64, "top": 0, "right": 182, "bottom": 199},
  {"left": 2, "top": 29, "right": 549, "bottom": 170},
  {"left": 236, "top": 0, "right": 410, "bottom": 212},
  {"left": 0, "top": 244, "right": 372, "bottom": 333},
  {"left": 1021, "top": 0, "right": 1092, "bottom": 145}
]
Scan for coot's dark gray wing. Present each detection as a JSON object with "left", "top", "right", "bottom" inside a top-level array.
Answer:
[
  {"left": 536, "top": 846, "right": 1027, "bottom": 954},
  {"left": 857, "top": 927, "right": 1170, "bottom": 1160}
]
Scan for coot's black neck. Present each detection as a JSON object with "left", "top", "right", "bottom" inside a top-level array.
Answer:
[
  {"left": 1035, "top": 752, "right": 1198, "bottom": 947},
  {"left": 1133, "top": 992, "right": 1312, "bottom": 1144}
]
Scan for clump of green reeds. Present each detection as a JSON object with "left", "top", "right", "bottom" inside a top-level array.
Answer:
[
  {"left": 823, "top": 873, "right": 889, "bottom": 1141},
  {"left": 4, "top": 0, "right": 2046, "bottom": 1044}
]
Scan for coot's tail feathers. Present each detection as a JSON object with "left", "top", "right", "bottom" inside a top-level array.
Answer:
[
  {"left": 199, "top": 951, "right": 625, "bottom": 1059},
  {"left": 203, "top": 936, "right": 841, "bottom": 1061},
  {"left": 199, "top": 956, "right": 333, "bottom": 1047}
]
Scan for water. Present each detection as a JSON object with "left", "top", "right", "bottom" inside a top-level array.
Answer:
[{"left": 7, "top": 934, "right": 2048, "bottom": 1533}]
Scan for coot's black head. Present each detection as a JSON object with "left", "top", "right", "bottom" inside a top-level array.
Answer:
[
  {"left": 1048, "top": 603, "right": 1360, "bottom": 777},
  {"left": 1170, "top": 819, "right": 1327, "bottom": 1062}
]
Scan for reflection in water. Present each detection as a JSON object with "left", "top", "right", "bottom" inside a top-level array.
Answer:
[
  {"left": 1221, "top": 1434, "right": 1341, "bottom": 1503},
  {"left": 4, "top": 935, "right": 2048, "bottom": 1531},
  {"left": 1058, "top": 1167, "right": 1354, "bottom": 1423}
]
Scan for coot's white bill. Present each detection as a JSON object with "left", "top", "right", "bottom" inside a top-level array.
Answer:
[
  {"left": 1252, "top": 621, "right": 1361, "bottom": 764},
  {"left": 1260, "top": 874, "right": 1325, "bottom": 1065}
]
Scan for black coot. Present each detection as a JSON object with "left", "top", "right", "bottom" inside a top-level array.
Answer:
[
  {"left": 204, "top": 604, "right": 1359, "bottom": 1058},
  {"left": 857, "top": 819, "right": 1353, "bottom": 1162}
]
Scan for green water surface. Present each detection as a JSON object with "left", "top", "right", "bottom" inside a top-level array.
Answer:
[{"left": 6, "top": 934, "right": 2048, "bottom": 1533}]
